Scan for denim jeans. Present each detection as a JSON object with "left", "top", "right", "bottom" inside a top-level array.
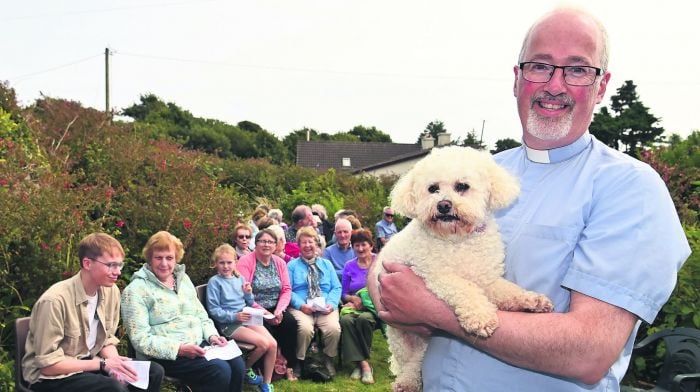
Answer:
[{"left": 154, "top": 353, "right": 245, "bottom": 392}]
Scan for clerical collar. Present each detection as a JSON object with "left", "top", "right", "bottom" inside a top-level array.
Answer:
[{"left": 524, "top": 132, "right": 592, "bottom": 164}]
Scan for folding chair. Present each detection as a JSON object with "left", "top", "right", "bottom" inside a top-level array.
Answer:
[{"left": 14, "top": 317, "right": 32, "bottom": 392}]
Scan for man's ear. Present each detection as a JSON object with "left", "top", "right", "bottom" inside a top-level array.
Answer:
[
  {"left": 513, "top": 65, "right": 520, "bottom": 97},
  {"left": 596, "top": 71, "right": 611, "bottom": 104}
]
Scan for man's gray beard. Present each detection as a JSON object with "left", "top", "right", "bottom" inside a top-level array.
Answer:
[{"left": 526, "top": 109, "right": 573, "bottom": 141}]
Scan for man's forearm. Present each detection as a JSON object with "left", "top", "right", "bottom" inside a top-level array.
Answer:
[
  {"left": 427, "top": 292, "right": 637, "bottom": 384},
  {"left": 39, "top": 357, "right": 101, "bottom": 376}
]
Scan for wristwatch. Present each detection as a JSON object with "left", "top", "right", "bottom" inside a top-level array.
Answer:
[{"left": 99, "top": 358, "right": 106, "bottom": 374}]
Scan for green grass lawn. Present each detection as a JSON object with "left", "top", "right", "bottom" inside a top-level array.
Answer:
[
  {"left": 163, "top": 330, "right": 393, "bottom": 391},
  {"left": 248, "top": 330, "right": 393, "bottom": 392}
]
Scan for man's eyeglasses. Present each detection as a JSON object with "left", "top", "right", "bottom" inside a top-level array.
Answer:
[
  {"left": 385, "top": 214, "right": 394, "bottom": 218},
  {"left": 257, "top": 240, "right": 276, "bottom": 245},
  {"left": 90, "top": 258, "right": 124, "bottom": 271},
  {"left": 237, "top": 235, "right": 251, "bottom": 239},
  {"left": 519, "top": 62, "right": 602, "bottom": 86}
]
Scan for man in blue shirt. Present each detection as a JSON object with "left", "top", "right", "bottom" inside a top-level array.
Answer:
[
  {"left": 323, "top": 218, "right": 356, "bottom": 280},
  {"left": 374, "top": 207, "right": 398, "bottom": 251},
  {"left": 370, "top": 7, "right": 691, "bottom": 391}
]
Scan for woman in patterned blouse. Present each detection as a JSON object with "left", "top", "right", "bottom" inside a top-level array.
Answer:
[
  {"left": 236, "top": 228, "right": 299, "bottom": 381},
  {"left": 121, "top": 231, "right": 245, "bottom": 392}
]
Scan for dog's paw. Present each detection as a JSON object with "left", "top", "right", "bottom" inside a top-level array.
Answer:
[
  {"left": 523, "top": 294, "right": 554, "bottom": 313},
  {"left": 393, "top": 379, "right": 422, "bottom": 392},
  {"left": 461, "top": 315, "right": 498, "bottom": 338}
]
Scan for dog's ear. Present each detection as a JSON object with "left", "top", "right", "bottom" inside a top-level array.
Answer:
[
  {"left": 487, "top": 161, "right": 520, "bottom": 210},
  {"left": 389, "top": 169, "right": 418, "bottom": 218}
]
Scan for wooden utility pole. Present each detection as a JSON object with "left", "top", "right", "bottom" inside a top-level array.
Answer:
[{"left": 105, "top": 47, "right": 110, "bottom": 119}]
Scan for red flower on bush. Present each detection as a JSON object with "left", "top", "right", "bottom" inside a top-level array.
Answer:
[
  {"left": 0, "top": 178, "right": 7, "bottom": 187},
  {"left": 183, "top": 218, "right": 193, "bottom": 230},
  {"left": 40, "top": 242, "right": 49, "bottom": 250},
  {"left": 116, "top": 219, "right": 125, "bottom": 228},
  {"left": 105, "top": 187, "right": 115, "bottom": 199}
]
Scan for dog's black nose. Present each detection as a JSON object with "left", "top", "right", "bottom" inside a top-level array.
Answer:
[{"left": 437, "top": 200, "right": 452, "bottom": 214}]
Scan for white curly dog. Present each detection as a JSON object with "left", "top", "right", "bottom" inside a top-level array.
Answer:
[{"left": 369, "top": 146, "right": 553, "bottom": 392}]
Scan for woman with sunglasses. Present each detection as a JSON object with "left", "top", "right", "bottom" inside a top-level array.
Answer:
[{"left": 233, "top": 223, "right": 253, "bottom": 258}]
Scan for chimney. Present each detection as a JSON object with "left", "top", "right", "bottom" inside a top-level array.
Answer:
[
  {"left": 421, "top": 134, "right": 435, "bottom": 150},
  {"left": 437, "top": 132, "right": 451, "bottom": 146}
]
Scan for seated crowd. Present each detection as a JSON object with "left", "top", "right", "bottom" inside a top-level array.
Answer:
[{"left": 21, "top": 203, "right": 394, "bottom": 392}]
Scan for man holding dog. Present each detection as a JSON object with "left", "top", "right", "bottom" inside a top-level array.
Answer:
[{"left": 371, "top": 7, "right": 690, "bottom": 391}]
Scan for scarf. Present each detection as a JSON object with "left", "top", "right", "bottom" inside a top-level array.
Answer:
[{"left": 302, "top": 256, "right": 322, "bottom": 299}]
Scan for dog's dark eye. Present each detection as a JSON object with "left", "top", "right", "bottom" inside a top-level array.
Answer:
[
  {"left": 428, "top": 184, "right": 439, "bottom": 194},
  {"left": 455, "top": 182, "right": 470, "bottom": 192}
]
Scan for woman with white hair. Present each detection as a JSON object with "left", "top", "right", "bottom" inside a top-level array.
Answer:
[{"left": 267, "top": 209, "right": 288, "bottom": 231}]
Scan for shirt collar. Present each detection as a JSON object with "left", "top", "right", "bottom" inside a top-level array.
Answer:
[
  {"left": 524, "top": 132, "right": 592, "bottom": 164},
  {"left": 70, "top": 269, "right": 94, "bottom": 305}
]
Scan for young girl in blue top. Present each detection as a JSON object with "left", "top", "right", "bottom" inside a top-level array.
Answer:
[{"left": 206, "top": 244, "right": 277, "bottom": 392}]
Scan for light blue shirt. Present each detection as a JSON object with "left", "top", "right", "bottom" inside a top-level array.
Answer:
[
  {"left": 323, "top": 244, "right": 356, "bottom": 279},
  {"left": 205, "top": 274, "right": 254, "bottom": 325},
  {"left": 375, "top": 219, "right": 397, "bottom": 241},
  {"left": 288, "top": 256, "right": 342, "bottom": 309},
  {"left": 422, "top": 133, "right": 690, "bottom": 391}
]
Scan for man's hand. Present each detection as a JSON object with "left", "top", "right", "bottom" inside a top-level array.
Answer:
[
  {"left": 105, "top": 356, "right": 138, "bottom": 383},
  {"left": 178, "top": 343, "right": 205, "bottom": 359},
  {"left": 375, "top": 261, "right": 447, "bottom": 331}
]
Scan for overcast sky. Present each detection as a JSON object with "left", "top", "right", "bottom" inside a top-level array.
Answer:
[{"left": 3, "top": 0, "right": 699, "bottom": 148}]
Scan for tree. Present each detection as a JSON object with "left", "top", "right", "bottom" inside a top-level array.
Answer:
[
  {"left": 348, "top": 125, "right": 392, "bottom": 142},
  {"left": 461, "top": 130, "right": 486, "bottom": 150},
  {"left": 590, "top": 80, "right": 664, "bottom": 155},
  {"left": 417, "top": 120, "right": 448, "bottom": 143},
  {"left": 491, "top": 138, "right": 521, "bottom": 154},
  {"left": 589, "top": 107, "right": 619, "bottom": 148}
]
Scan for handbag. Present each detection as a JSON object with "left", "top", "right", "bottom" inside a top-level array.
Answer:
[{"left": 301, "top": 357, "right": 332, "bottom": 382}]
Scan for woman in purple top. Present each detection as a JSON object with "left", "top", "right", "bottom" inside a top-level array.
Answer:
[{"left": 339, "top": 228, "right": 378, "bottom": 384}]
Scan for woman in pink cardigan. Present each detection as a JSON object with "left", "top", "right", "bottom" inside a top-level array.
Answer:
[{"left": 237, "top": 228, "right": 299, "bottom": 381}]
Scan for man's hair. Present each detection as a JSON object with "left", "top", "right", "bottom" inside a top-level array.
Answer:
[
  {"left": 351, "top": 228, "right": 374, "bottom": 248},
  {"left": 78, "top": 233, "right": 124, "bottom": 268},
  {"left": 517, "top": 7, "right": 609, "bottom": 70},
  {"left": 142, "top": 231, "right": 185, "bottom": 262},
  {"left": 291, "top": 205, "right": 309, "bottom": 225},
  {"left": 334, "top": 218, "right": 352, "bottom": 231}
]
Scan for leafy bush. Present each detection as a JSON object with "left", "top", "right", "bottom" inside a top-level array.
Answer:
[{"left": 0, "top": 84, "right": 397, "bottom": 388}]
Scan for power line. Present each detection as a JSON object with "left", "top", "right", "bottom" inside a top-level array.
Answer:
[
  {"left": 0, "top": 0, "right": 221, "bottom": 22},
  {"left": 9, "top": 53, "right": 103, "bottom": 82},
  {"left": 116, "top": 51, "right": 509, "bottom": 82}
]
